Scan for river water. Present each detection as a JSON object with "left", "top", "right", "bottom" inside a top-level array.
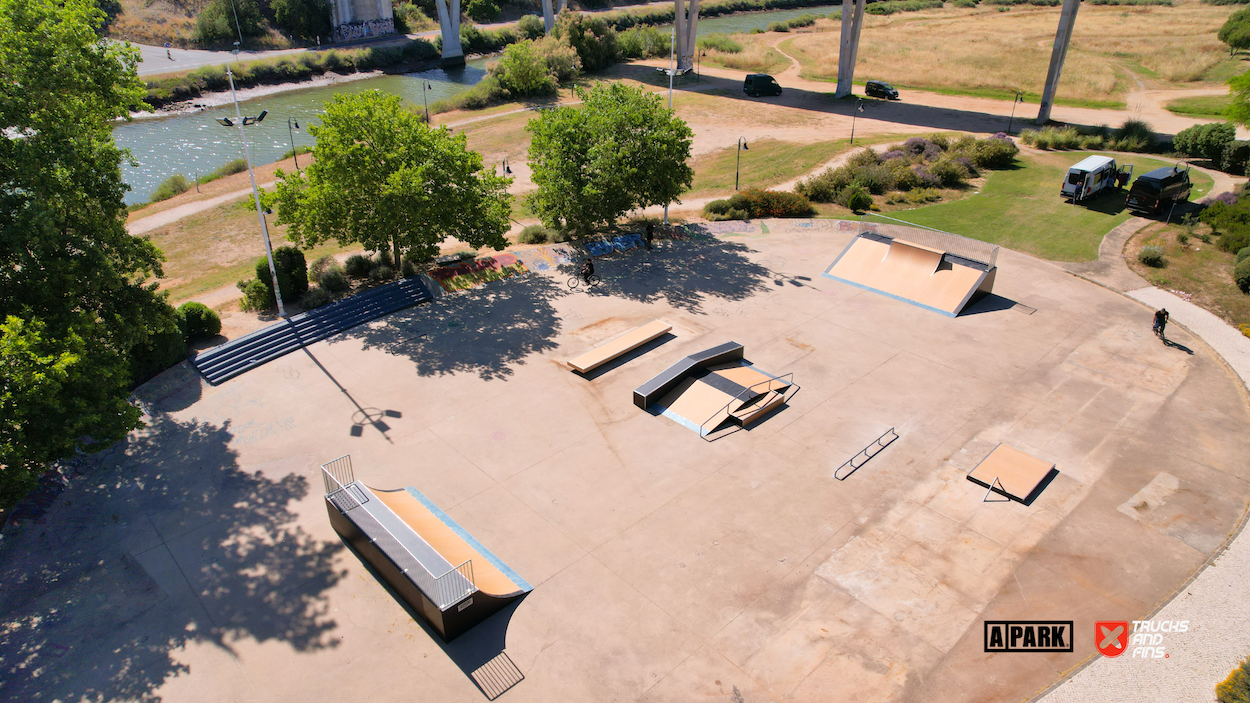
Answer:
[{"left": 117, "top": 5, "right": 836, "bottom": 204}]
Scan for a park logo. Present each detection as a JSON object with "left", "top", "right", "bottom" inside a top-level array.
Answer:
[
  {"left": 1096, "top": 621, "right": 1130, "bottom": 658},
  {"left": 984, "top": 621, "right": 1074, "bottom": 653}
]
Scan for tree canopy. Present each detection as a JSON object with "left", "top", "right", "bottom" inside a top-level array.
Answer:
[
  {"left": 1, "top": 0, "right": 174, "bottom": 505},
  {"left": 268, "top": 91, "right": 513, "bottom": 267},
  {"left": 1220, "top": 8, "right": 1250, "bottom": 57},
  {"left": 526, "top": 82, "right": 694, "bottom": 236}
]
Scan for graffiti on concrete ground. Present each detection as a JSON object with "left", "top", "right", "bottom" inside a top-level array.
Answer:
[
  {"left": 429, "top": 253, "right": 528, "bottom": 292},
  {"left": 515, "top": 244, "right": 576, "bottom": 273},
  {"left": 334, "top": 18, "right": 395, "bottom": 43}
]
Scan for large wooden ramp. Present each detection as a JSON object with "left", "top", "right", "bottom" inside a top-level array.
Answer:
[{"left": 823, "top": 234, "right": 995, "bottom": 317}]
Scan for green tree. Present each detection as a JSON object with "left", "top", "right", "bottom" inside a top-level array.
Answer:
[
  {"left": 489, "top": 40, "right": 557, "bottom": 96},
  {"left": 195, "top": 0, "right": 264, "bottom": 45},
  {"left": 1, "top": 0, "right": 175, "bottom": 505},
  {"left": 268, "top": 91, "right": 512, "bottom": 269},
  {"left": 271, "top": 0, "right": 331, "bottom": 41},
  {"left": 526, "top": 82, "right": 694, "bottom": 236},
  {"left": 1228, "top": 70, "right": 1250, "bottom": 128},
  {"left": 1220, "top": 8, "right": 1250, "bottom": 57}
]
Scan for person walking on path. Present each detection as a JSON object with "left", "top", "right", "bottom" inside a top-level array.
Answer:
[
  {"left": 165, "top": 41, "right": 172, "bottom": 60},
  {"left": 645, "top": 221, "right": 654, "bottom": 251},
  {"left": 1153, "top": 308, "right": 1170, "bottom": 338}
]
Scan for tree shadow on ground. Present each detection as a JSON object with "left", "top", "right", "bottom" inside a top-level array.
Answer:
[
  {"left": 340, "top": 272, "right": 569, "bottom": 381},
  {"left": 565, "top": 234, "right": 774, "bottom": 313},
  {"left": 0, "top": 410, "right": 343, "bottom": 703}
]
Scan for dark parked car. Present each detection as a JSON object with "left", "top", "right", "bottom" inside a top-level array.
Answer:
[
  {"left": 743, "top": 74, "right": 782, "bottom": 97},
  {"left": 1126, "top": 164, "right": 1192, "bottom": 215},
  {"left": 865, "top": 80, "right": 899, "bottom": 100}
]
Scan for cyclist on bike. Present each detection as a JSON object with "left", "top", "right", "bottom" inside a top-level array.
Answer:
[
  {"left": 1153, "top": 308, "right": 1169, "bottom": 338},
  {"left": 580, "top": 258, "right": 595, "bottom": 285}
]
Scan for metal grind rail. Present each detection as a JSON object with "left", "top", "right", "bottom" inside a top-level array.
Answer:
[
  {"left": 834, "top": 428, "right": 900, "bottom": 480},
  {"left": 698, "top": 373, "right": 796, "bottom": 440}
]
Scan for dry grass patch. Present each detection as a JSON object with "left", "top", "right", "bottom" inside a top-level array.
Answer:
[
  {"left": 784, "top": 3, "right": 1237, "bottom": 105},
  {"left": 1127, "top": 221, "right": 1250, "bottom": 329},
  {"left": 700, "top": 40, "right": 791, "bottom": 75}
]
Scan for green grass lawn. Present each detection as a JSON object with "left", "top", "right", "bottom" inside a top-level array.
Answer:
[
  {"left": 1165, "top": 94, "right": 1230, "bottom": 119},
  {"left": 889, "top": 151, "right": 1214, "bottom": 262},
  {"left": 687, "top": 135, "right": 900, "bottom": 199}
]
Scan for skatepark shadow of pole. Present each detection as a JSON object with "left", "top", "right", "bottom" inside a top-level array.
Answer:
[{"left": 299, "top": 347, "right": 403, "bottom": 440}]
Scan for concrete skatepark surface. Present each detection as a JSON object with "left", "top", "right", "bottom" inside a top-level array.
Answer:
[{"left": 2, "top": 222, "right": 1250, "bottom": 702}]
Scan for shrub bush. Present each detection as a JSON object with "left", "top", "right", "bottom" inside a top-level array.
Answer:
[
  {"left": 852, "top": 164, "right": 893, "bottom": 194},
  {"left": 237, "top": 278, "right": 274, "bottom": 312},
  {"left": 519, "top": 224, "right": 550, "bottom": 243},
  {"left": 465, "top": 0, "right": 500, "bottom": 22},
  {"left": 518, "top": 14, "right": 546, "bottom": 39},
  {"left": 619, "top": 27, "right": 669, "bottom": 58},
  {"left": 1224, "top": 229, "right": 1250, "bottom": 254},
  {"left": 178, "top": 302, "right": 221, "bottom": 341},
  {"left": 1223, "top": 141, "right": 1250, "bottom": 175},
  {"left": 1174, "top": 122, "right": 1236, "bottom": 161},
  {"left": 953, "top": 0, "right": 977, "bottom": 6},
  {"left": 401, "top": 259, "right": 418, "bottom": 278},
  {"left": 1138, "top": 244, "right": 1166, "bottom": 267},
  {"left": 728, "top": 189, "right": 814, "bottom": 217},
  {"left": 536, "top": 35, "right": 582, "bottom": 82},
  {"left": 697, "top": 33, "right": 743, "bottom": 53},
  {"left": 796, "top": 165, "right": 853, "bottom": 202},
  {"left": 929, "top": 157, "right": 971, "bottom": 187},
  {"left": 269, "top": 247, "right": 308, "bottom": 303},
  {"left": 553, "top": 11, "right": 618, "bottom": 72},
  {"left": 129, "top": 313, "right": 188, "bottom": 387},
  {"left": 840, "top": 185, "right": 873, "bottom": 212},
  {"left": 1237, "top": 257, "right": 1250, "bottom": 293},
  {"left": 971, "top": 134, "right": 1019, "bottom": 168},
  {"left": 150, "top": 174, "right": 190, "bottom": 203},
  {"left": 196, "top": 0, "right": 263, "bottom": 44},
  {"left": 319, "top": 268, "right": 350, "bottom": 293},
  {"left": 372, "top": 265, "right": 395, "bottom": 281},
  {"left": 490, "top": 40, "right": 557, "bottom": 96},
  {"left": 308, "top": 255, "right": 338, "bottom": 282},
  {"left": 1238, "top": 246, "right": 1250, "bottom": 263},
  {"left": 1114, "top": 118, "right": 1155, "bottom": 150},
  {"left": 703, "top": 198, "right": 749, "bottom": 221},
  {"left": 345, "top": 254, "right": 374, "bottom": 278},
  {"left": 431, "top": 74, "right": 509, "bottom": 113},
  {"left": 787, "top": 13, "right": 818, "bottom": 27},
  {"left": 768, "top": 21, "right": 790, "bottom": 31},
  {"left": 302, "top": 288, "right": 334, "bottom": 309}
]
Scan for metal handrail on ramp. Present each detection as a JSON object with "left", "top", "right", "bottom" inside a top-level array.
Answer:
[{"left": 698, "top": 372, "right": 796, "bottom": 440}]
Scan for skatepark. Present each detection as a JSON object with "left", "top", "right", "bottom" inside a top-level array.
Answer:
[{"left": 3, "top": 219, "right": 1250, "bottom": 702}]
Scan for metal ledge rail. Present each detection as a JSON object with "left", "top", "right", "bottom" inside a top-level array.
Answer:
[
  {"left": 698, "top": 373, "right": 797, "bottom": 440},
  {"left": 192, "top": 277, "right": 432, "bottom": 386},
  {"left": 321, "top": 457, "right": 476, "bottom": 611},
  {"left": 834, "top": 428, "right": 899, "bottom": 481}
]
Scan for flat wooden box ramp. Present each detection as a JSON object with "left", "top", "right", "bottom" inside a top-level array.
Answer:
[
  {"left": 320, "top": 457, "right": 531, "bottom": 642},
  {"left": 966, "top": 443, "right": 1059, "bottom": 505},
  {"left": 822, "top": 221, "right": 999, "bottom": 317},
  {"left": 566, "top": 320, "right": 672, "bottom": 374},
  {"left": 634, "top": 343, "right": 796, "bottom": 438}
]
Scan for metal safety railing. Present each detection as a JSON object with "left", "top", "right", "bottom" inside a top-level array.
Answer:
[
  {"left": 834, "top": 428, "right": 899, "bottom": 481},
  {"left": 321, "top": 455, "right": 355, "bottom": 495},
  {"left": 859, "top": 214, "right": 999, "bottom": 269},
  {"left": 698, "top": 372, "right": 796, "bottom": 439}
]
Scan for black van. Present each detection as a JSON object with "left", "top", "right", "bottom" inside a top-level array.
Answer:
[
  {"left": 865, "top": 80, "right": 899, "bottom": 100},
  {"left": 743, "top": 74, "right": 782, "bottom": 97},
  {"left": 1126, "top": 164, "right": 1192, "bottom": 214}
]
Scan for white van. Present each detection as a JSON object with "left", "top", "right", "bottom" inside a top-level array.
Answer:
[{"left": 1061, "top": 155, "right": 1120, "bottom": 202}]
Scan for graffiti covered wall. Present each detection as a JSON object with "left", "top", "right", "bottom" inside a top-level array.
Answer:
[{"left": 333, "top": 18, "right": 395, "bottom": 43}]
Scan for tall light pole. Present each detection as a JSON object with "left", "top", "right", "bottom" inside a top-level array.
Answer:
[
  {"left": 1007, "top": 91, "right": 1024, "bottom": 135},
  {"left": 287, "top": 117, "right": 302, "bottom": 172},
  {"left": 735, "top": 137, "right": 749, "bottom": 190},
  {"left": 850, "top": 98, "right": 864, "bottom": 145},
  {"left": 421, "top": 79, "right": 434, "bottom": 123},
  {"left": 216, "top": 66, "right": 286, "bottom": 318},
  {"left": 664, "top": 28, "right": 675, "bottom": 225}
]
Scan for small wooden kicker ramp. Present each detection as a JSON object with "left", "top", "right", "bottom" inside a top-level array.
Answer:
[
  {"left": 567, "top": 320, "right": 672, "bottom": 373},
  {"left": 321, "top": 456, "right": 531, "bottom": 642},
  {"left": 823, "top": 226, "right": 998, "bottom": 317},
  {"left": 966, "top": 444, "right": 1058, "bottom": 505}
]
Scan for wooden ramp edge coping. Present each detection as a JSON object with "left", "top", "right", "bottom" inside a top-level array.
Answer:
[
  {"left": 566, "top": 320, "right": 672, "bottom": 373},
  {"left": 369, "top": 486, "right": 532, "bottom": 597},
  {"left": 966, "top": 444, "right": 1058, "bottom": 504}
]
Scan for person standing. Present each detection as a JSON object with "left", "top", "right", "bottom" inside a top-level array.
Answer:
[
  {"left": 644, "top": 221, "right": 654, "bottom": 251},
  {"left": 1153, "top": 308, "right": 1169, "bottom": 338}
]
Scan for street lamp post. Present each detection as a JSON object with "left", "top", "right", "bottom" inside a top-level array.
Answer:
[
  {"left": 850, "top": 98, "right": 864, "bottom": 145},
  {"left": 664, "top": 29, "right": 675, "bottom": 225},
  {"left": 216, "top": 66, "right": 286, "bottom": 318},
  {"left": 421, "top": 79, "right": 434, "bottom": 123},
  {"left": 1007, "top": 91, "right": 1024, "bottom": 135},
  {"left": 287, "top": 117, "right": 302, "bottom": 172},
  {"left": 735, "top": 137, "right": 749, "bottom": 190}
]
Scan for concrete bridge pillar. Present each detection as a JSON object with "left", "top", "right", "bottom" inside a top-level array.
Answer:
[
  {"left": 1037, "top": 0, "right": 1081, "bottom": 125},
  {"left": 674, "top": 0, "right": 700, "bottom": 72},
  {"left": 435, "top": 0, "right": 464, "bottom": 66},
  {"left": 835, "top": 0, "right": 866, "bottom": 98},
  {"left": 542, "top": 0, "right": 566, "bottom": 33}
]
